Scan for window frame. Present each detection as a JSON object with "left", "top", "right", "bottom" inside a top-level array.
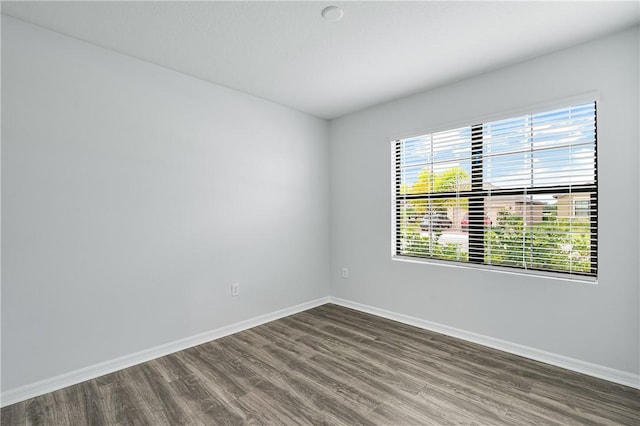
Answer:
[
  {"left": 573, "top": 198, "right": 591, "bottom": 218},
  {"left": 390, "top": 94, "right": 599, "bottom": 283}
]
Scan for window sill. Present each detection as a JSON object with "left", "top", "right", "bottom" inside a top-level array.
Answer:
[{"left": 392, "top": 255, "right": 598, "bottom": 285}]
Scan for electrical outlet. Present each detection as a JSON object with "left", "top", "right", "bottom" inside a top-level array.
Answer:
[
  {"left": 342, "top": 267, "right": 349, "bottom": 278},
  {"left": 231, "top": 282, "right": 240, "bottom": 296}
]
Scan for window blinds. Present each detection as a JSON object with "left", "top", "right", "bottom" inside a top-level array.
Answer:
[{"left": 394, "top": 101, "right": 597, "bottom": 277}]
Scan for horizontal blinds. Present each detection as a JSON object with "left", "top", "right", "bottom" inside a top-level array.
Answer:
[{"left": 394, "top": 101, "right": 597, "bottom": 277}]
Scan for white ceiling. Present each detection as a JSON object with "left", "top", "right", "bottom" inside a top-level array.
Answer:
[{"left": 2, "top": 1, "right": 639, "bottom": 119}]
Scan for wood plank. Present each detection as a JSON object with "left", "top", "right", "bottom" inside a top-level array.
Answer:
[
  {"left": 261, "top": 373, "right": 377, "bottom": 425},
  {"left": 147, "top": 353, "right": 193, "bottom": 384},
  {"left": 175, "top": 346, "right": 257, "bottom": 403},
  {"left": 119, "top": 365, "right": 177, "bottom": 424},
  {"left": 1, "top": 400, "right": 26, "bottom": 426},
  {"left": 259, "top": 343, "right": 388, "bottom": 412},
  {"left": 168, "top": 374, "right": 245, "bottom": 425},
  {"left": 109, "top": 369, "right": 157, "bottom": 425}
]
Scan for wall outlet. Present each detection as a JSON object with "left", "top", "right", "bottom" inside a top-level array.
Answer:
[
  {"left": 231, "top": 282, "right": 240, "bottom": 296},
  {"left": 342, "top": 267, "right": 349, "bottom": 278}
]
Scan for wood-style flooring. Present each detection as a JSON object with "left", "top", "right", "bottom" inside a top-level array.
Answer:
[{"left": 2, "top": 304, "right": 639, "bottom": 425}]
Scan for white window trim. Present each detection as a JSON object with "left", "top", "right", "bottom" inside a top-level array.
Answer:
[{"left": 390, "top": 94, "right": 599, "bottom": 283}]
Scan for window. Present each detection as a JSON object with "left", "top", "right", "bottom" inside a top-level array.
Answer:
[
  {"left": 573, "top": 198, "right": 590, "bottom": 217},
  {"left": 393, "top": 101, "right": 597, "bottom": 278}
]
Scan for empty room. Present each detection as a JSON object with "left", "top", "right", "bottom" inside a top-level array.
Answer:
[{"left": 1, "top": 1, "right": 639, "bottom": 424}]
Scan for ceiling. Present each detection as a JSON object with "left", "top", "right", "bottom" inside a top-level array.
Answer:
[{"left": 2, "top": 1, "right": 639, "bottom": 119}]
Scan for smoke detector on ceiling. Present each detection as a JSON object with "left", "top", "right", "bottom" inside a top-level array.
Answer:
[{"left": 322, "top": 6, "right": 344, "bottom": 22}]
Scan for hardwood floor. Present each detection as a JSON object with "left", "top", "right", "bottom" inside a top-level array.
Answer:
[{"left": 2, "top": 303, "right": 639, "bottom": 425}]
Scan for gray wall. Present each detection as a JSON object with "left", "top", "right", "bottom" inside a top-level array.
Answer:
[
  {"left": 1, "top": 16, "right": 330, "bottom": 391},
  {"left": 330, "top": 27, "right": 639, "bottom": 374}
]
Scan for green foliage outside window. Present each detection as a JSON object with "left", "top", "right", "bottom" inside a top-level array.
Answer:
[
  {"left": 485, "top": 211, "right": 591, "bottom": 273},
  {"left": 400, "top": 167, "right": 469, "bottom": 217},
  {"left": 399, "top": 207, "right": 591, "bottom": 273}
]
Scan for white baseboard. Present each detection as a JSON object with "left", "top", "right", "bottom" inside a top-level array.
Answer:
[
  {"left": 328, "top": 297, "right": 640, "bottom": 390},
  {"left": 0, "top": 296, "right": 330, "bottom": 407}
]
